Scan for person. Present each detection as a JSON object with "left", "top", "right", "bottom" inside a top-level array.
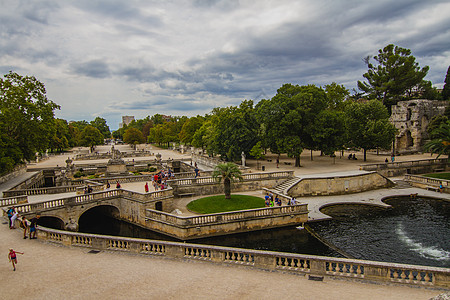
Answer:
[
  {"left": 8, "top": 249, "right": 24, "bottom": 271},
  {"left": 276, "top": 157, "right": 279, "bottom": 168},
  {"left": 352, "top": 154, "right": 357, "bottom": 160},
  {"left": 106, "top": 181, "right": 111, "bottom": 190},
  {"left": 269, "top": 198, "right": 275, "bottom": 207},
  {"left": 385, "top": 158, "right": 389, "bottom": 163},
  {"left": 290, "top": 197, "right": 297, "bottom": 205},
  {"left": 439, "top": 184, "right": 444, "bottom": 193},
  {"left": 87, "top": 185, "right": 93, "bottom": 193},
  {"left": 275, "top": 195, "right": 281, "bottom": 206},
  {"left": 7, "top": 206, "right": 15, "bottom": 229},
  {"left": 29, "top": 215, "right": 40, "bottom": 239},
  {"left": 194, "top": 167, "right": 200, "bottom": 178},
  {"left": 116, "top": 181, "right": 121, "bottom": 189},
  {"left": 264, "top": 193, "right": 270, "bottom": 207},
  {"left": 348, "top": 154, "right": 352, "bottom": 160},
  {"left": 20, "top": 216, "right": 28, "bottom": 239},
  {"left": 144, "top": 182, "right": 149, "bottom": 193},
  {"left": 10, "top": 210, "right": 19, "bottom": 229},
  {"left": 391, "top": 155, "right": 395, "bottom": 163}
]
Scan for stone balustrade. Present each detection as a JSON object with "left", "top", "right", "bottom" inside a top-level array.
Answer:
[
  {"left": 3, "top": 184, "right": 82, "bottom": 197},
  {"left": 404, "top": 174, "right": 449, "bottom": 192},
  {"left": 361, "top": 158, "right": 449, "bottom": 177},
  {"left": 37, "top": 227, "right": 450, "bottom": 288},
  {"left": 146, "top": 204, "right": 307, "bottom": 227},
  {"left": 0, "top": 195, "right": 28, "bottom": 207}
]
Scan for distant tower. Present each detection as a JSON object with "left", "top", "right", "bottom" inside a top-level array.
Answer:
[{"left": 119, "top": 115, "right": 135, "bottom": 128}]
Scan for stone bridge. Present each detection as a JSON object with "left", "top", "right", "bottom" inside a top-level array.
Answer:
[{"left": 10, "top": 189, "right": 174, "bottom": 231}]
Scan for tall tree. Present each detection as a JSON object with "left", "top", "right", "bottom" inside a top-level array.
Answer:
[
  {"left": 424, "top": 121, "right": 450, "bottom": 158},
  {"left": 90, "top": 117, "right": 110, "bottom": 139},
  {"left": 358, "top": 44, "right": 429, "bottom": 109},
  {"left": 212, "top": 162, "right": 243, "bottom": 199},
  {"left": 0, "top": 72, "right": 60, "bottom": 168},
  {"left": 345, "top": 100, "right": 396, "bottom": 161},
  {"left": 442, "top": 66, "right": 450, "bottom": 100},
  {"left": 80, "top": 125, "right": 103, "bottom": 152},
  {"left": 123, "top": 127, "right": 145, "bottom": 149}
]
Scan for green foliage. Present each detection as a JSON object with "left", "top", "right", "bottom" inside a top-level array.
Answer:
[
  {"left": 422, "top": 173, "right": 450, "bottom": 180},
  {"left": 179, "top": 116, "right": 204, "bottom": 145},
  {"left": 212, "top": 162, "right": 243, "bottom": 199},
  {"left": 123, "top": 127, "right": 145, "bottom": 146},
  {"left": 0, "top": 71, "right": 60, "bottom": 171},
  {"left": 90, "top": 117, "right": 110, "bottom": 139},
  {"left": 186, "top": 194, "right": 264, "bottom": 214},
  {"left": 442, "top": 66, "right": 450, "bottom": 100},
  {"left": 324, "top": 82, "right": 350, "bottom": 109},
  {"left": 73, "top": 171, "right": 85, "bottom": 178},
  {"left": 249, "top": 141, "right": 265, "bottom": 160},
  {"left": 424, "top": 121, "right": 450, "bottom": 158},
  {"left": 209, "top": 100, "right": 259, "bottom": 161},
  {"left": 345, "top": 100, "right": 396, "bottom": 161},
  {"left": 80, "top": 125, "right": 103, "bottom": 151},
  {"left": 358, "top": 44, "right": 429, "bottom": 108}
]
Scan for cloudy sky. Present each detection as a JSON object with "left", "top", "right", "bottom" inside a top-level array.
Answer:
[{"left": 1, "top": 0, "right": 449, "bottom": 130}]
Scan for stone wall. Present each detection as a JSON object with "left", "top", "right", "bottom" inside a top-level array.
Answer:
[
  {"left": 288, "top": 172, "right": 393, "bottom": 197},
  {"left": 0, "top": 164, "right": 27, "bottom": 185},
  {"left": 390, "top": 99, "right": 448, "bottom": 154}
]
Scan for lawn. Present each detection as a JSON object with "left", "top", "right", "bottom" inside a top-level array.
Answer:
[
  {"left": 187, "top": 194, "right": 265, "bottom": 214},
  {"left": 422, "top": 173, "right": 450, "bottom": 180}
]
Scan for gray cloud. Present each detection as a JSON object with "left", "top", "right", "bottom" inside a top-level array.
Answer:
[{"left": 1, "top": 0, "right": 449, "bottom": 129}]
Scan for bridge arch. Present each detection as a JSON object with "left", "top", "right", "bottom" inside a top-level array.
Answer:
[
  {"left": 38, "top": 215, "right": 65, "bottom": 230},
  {"left": 78, "top": 205, "right": 121, "bottom": 234}
]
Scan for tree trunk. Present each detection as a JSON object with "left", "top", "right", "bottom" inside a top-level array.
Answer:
[
  {"left": 295, "top": 155, "right": 301, "bottom": 167},
  {"left": 224, "top": 178, "right": 231, "bottom": 199},
  {"left": 310, "top": 149, "right": 313, "bottom": 161},
  {"left": 364, "top": 148, "right": 367, "bottom": 161}
]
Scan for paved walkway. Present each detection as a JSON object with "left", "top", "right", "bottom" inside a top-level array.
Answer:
[{"left": 1, "top": 146, "right": 448, "bottom": 299}]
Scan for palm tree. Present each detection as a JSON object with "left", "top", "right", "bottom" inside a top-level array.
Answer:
[
  {"left": 424, "top": 121, "right": 450, "bottom": 159},
  {"left": 212, "top": 162, "right": 243, "bottom": 199}
]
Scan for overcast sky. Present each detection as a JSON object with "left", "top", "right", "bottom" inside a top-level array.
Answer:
[{"left": 1, "top": 0, "right": 449, "bottom": 130}]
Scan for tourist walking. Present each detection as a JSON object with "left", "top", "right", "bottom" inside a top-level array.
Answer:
[
  {"left": 8, "top": 248, "right": 24, "bottom": 271},
  {"left": 20, "top": 216, "right": 28, "bottom": 239},
  {"left": 145, "top": 182, "right": 149, "bottom": 193},
  {"left": 10, "top": 210, "right": 19, "bottom": 229},
  {"left": 29, "top": 215, "right": 40, "bottom": 239},
  {"left": 7, "top": 206, "right": 15, "bottom": 229}
]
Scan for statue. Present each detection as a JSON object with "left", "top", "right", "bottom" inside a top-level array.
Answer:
[{"left": 241, "top": 152, "right": 246, "bottom": 167}]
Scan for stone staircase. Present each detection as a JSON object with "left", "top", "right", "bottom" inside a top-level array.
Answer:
[
  {"left": 269, "top": 176, "right": 301, "bottom": 196},
  {"left": 391, "top": 179, "right": 412, "bottom": 189}
]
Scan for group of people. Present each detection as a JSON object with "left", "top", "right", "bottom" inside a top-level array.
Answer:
[
  {"left": 7, "top": 206, "right": 40, "bottom": 240},
  {"left": 264, "top": 193, "right": 282, "bottom": 207},
  {"left": 152, "top": 169, "right": 174, "bottom": 191}
]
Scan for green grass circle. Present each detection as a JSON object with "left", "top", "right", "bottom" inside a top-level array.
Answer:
[{"left": 187, "top": 194, "right": 265, "bottom": 214}]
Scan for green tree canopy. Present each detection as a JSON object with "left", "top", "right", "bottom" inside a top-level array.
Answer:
[
  {"left": 90, "top": 117, "right": 110, "bottom": 139},
  {"left": 424, "top": 121, "right": 450, "bottom": 158},
  {"left": 442, "top": 66, "right": 450, "bottom": 100},
  {"left": 123, "top": 127, "right": 145, "bottom": 147},
  {"left": 0, "top": 71, "right": 60, "bottom": 172},
  {"left": 345, "top": 100, "right": 396, "bottom": 161},
  {"left": 357, "top": 44, "right": 429, "bottom": 109},
  {"left": 80, "top": 125, "right": 103, "bottom": 152},
  {"left": 179, "top": 116, "right": 204, "bottom": 145},
  {"left": 212, "top": 162, "right": 243, "bottom": 199}
]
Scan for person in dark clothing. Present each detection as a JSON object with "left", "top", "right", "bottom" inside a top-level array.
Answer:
[{"left": 29, "top": 215, "right": 40, "bottom": 239}]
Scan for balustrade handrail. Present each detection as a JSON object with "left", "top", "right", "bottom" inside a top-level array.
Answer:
[
  {"left": 361, "top": 158, "right": 449, "bottom": 170},
  {"left": 37, "top": 226, "right": 450, "bottom": 288},
  {"left": 146, "top": 203, "right": 307, "bottom": 226},
  {"left": 6, "top": 188, "right": 172, "bottom": 214},
  {"left": 404, "top": 174, "right": 450, "bottom": 186}
]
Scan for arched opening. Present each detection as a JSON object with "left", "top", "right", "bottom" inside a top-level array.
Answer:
[
  {"left": 155, "top": 201, "right": 163, "bottom": 211},
  {"left": 37, "top": 216, "right": 65, "bottom": 230},
  {"left": 78, "top": 205, "right": 121, "bottom": 235}
]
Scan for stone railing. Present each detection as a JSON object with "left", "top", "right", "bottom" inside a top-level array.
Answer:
[
  {"left": 361, "top": 158, "right": 449, "bottom": 177},
  {"left": 191, "top": 153, "right": 224, "bottom": 169},
  {"left": 404, "top": 174, "right": 450, "bottom": 192},
  {"left": 146, "top": 204, "right": 307, "bottom": 227},
  {"left": 0, "top": 195, "right": 28, "bottom": 207},
  {"left": 3, "top": 184, "right": 82, "bottom": 197},
  {"left": 7, "top": 188, "right": 173, "bottom": 214},
  {"left": 169, "top": 171, "right": 294, "bottom": 186},
  {"left": 36, "top": 227, "right": 450, "bottom": 288}
]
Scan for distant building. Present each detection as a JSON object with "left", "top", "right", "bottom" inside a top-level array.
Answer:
[
  {"left": 390, "top": 99, "right": 448, "bottom": 154},
  {"left": 119, "top": 116, "right": 135, "bottom": 128}
]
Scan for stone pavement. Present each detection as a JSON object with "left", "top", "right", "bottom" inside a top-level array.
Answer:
[{"left": 0, "top": 146, "right": 448, "bottom": 299}]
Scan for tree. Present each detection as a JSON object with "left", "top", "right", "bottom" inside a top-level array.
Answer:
[
  {"left": 424, "top": 121, "right": 450, "bottom": 158},
  {"left": 442, "top": 66, "right": 450, "bottom": 100},
  {"left": 212, "top": 162, "right": 243, "bottom": 199},
  {"left": 80, "top": 125, "right": 103, "bottom": 152},
  {"left": 148, "top": 124, "right": 164, "bottom": 145},
  {"left": 324, "top": 82, "right": 350, "bottom": 110},
  {"left": 0, "top": 71, "right": 60, "bottom": 167},
  {"left": 123, "top": 127, "right": 145, "bottom": 149},
  {"left": 209, "top": 100, "right": 259, "bottom": 161},
  {"left": 90, "top": 117, "right": 110, "bottom": 139},
  {"left": 249, "top": 141, "right": 265, "bottom": 170},
  {"left": 179, "top": 116, "right": 204, "bottom": 145},
  {"left": 358, "top": 44, "right": 429, "bottom": 109},
  {"left": 345, "top": 100, "right": 396, "bottom": 161},
  {"left": 311, "top": 110, "right": 346, "bottom": 157}
]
